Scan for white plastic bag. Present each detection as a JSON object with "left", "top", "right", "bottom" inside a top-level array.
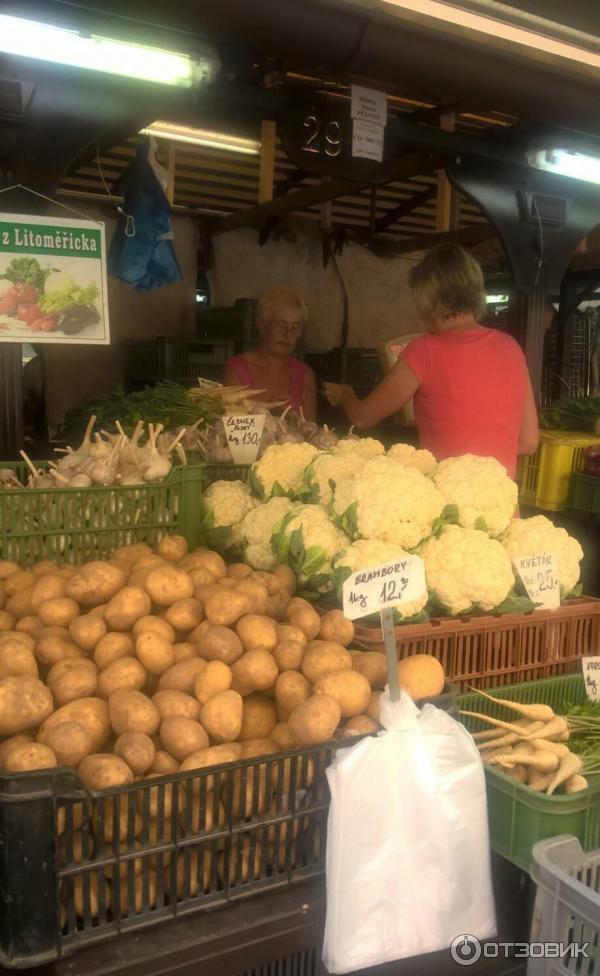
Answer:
[{"left": 322, "top": 691, "right": 496, "bottom": 974}]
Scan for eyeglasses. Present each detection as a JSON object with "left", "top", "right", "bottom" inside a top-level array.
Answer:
[{"left": 271, "top": 320, "right": 303, "bottom": 335}]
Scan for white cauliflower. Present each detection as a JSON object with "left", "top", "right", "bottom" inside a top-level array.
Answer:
[
  {"left": 239, "top": 496, "right": 296, "bottom": 570},
  {"left": 432, "top": 454, "right": 518, "bottom": 537},
  {"left": 273, "top": 503, "right": 349, "bottom": 593},
  {"left": 386, "top": 443, "right": 437, "bottom": 476},
  {"left": 421, "top": 524, "right": 514, "bottom": 615},
  {"left": 200, "top": 479, "right": 258, "bottom": 552},
  {"left": 504, "top": 515, "right": 583, "bottom": 597},
  {"left": 303, "top": 451, "right": 364, "bottom": 507},
  {"left": 331, "top": 455, "right": 445, "bottom": 550},
  {"left": 333, "top": 538, "right": 428, "bottom": 620},
  {"left": 334, "top": 437, "right": 385, "bottom": 459},
  {"left": 250, "top": 442, "right": 318, "bottom": 500}
]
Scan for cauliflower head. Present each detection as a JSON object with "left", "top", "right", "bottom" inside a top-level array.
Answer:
[
  {"left": 273, "top": 503, "right": 349, "bottom": 593},
  {"left": 333, "top": 538, "right": 428, "bottom": 620},
  {"left": 332, "top": 455, "right": 445, "bottom": 550},
  {"left": 239, "top": 496, "right": 295, "bottom": 570},
  {"left": 432, "top": 454, "right": 517, "bottom": 537},
  {"left": 386, "top": 443, "right": 437, "bottom": 476},
  {"left": 200, "top": 479, "right": 258, "bottom": 552},
  {"left": 304, "top": 451, "right": 363, "bottom": 507},
  {"left": 334, "top": 436, "right": 385, "bottom": 459},
  {"left": 250, "top": 442, "right": 318, "bottom": 500},
  {"left": 421, "top": 523, "right": 514, "bottom": 615},
  {"left": 504, "top": 515, "right": 583, "bottom": 596}
]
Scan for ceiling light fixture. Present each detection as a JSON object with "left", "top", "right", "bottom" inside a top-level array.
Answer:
[
  {"left": 0, "top": 13, "right": 218, "bottom": 88},
  {"left": 140, "top": 121, "right": 260, "bottom": 155},
  {"left": 526, "top": 148, "right": 600, "bottom": 187}
]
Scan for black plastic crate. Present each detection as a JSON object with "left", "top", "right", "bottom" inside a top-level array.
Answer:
[
  {"left": 125, "top": 338, "right": 235, "bottom": 387},
  {"left": 239, "top": 947, "right": 320, "bottom": 976},
  {"left": 197, "top": 300, "right": 258, "bottom": 346},
  {"left": 327, "top": 348, "right": 381, "bottom": 390},
  {"left": 0, "top": 745, "right": 333, "bottom": 968}
]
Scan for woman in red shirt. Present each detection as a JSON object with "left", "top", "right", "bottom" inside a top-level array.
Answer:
[{"left": 323, "top": 244, "right": 538, "bottom": 478}]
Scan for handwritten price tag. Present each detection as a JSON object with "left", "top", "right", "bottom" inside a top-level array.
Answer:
[
  {"left": 582, "top": 657, "right": 600, "bottom": 702},
  {"left": 342, "top": 555, "right": 426, "bottom": 621},
  {"left": 223, "top": 415, "right": 266, "bottom": 464},
  {"left": 197, "top": 376, "right": 222, "bottom": 388},
  {"left": 512, "top": 552, "right": 560, "bottom": 611}
]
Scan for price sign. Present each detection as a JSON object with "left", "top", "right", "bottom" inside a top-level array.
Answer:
[
  {"left": 342, "top": 555, "right": 426, "bottom": 621},
  {"left": 512, "top": 552, "right": 560, "bottom": 611},
  {"left": 223, "top": 415, "right": 265, "bottom": 464},
  {"left": 582, "top": 657, "right": 600, "bottom": 702},
  {"left": 197, "top": 376, "right": 222, "bottom": 389}
]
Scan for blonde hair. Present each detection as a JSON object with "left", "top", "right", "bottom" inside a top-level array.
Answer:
[
  {"left": 409, "top": 244, "right": 486, "bottom": 322},
  {"left": 257, "top": 285, "right": 307, "bottom": 326}
]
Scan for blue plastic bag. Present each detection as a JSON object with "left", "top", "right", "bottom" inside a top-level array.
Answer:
[{"left": 108, "top": 137, "right": 183, "bottom": 292}]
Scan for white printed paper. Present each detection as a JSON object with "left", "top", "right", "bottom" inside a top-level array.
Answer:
[
  {"left": 223, "top": 414, "right": 265, "bottom": 464},
  {"left": 350, "top": 86, "right": 387, "bottom": 127},
  {"left": 197, "top": 376, "right": 222, "bottom": 388},
  {"left": 582, "top": 657, "right": 600, "bottom": 702},
  {"left": 342, "top": 555, "right": 426, "bottom": 620},
  {"left": 512, "top": 552, "right": 560, "bottom": 611},
  {"left": 352, "top": 120, "right": 384, "bottom": 162}
]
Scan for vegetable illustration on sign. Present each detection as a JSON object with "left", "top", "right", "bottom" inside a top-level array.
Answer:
[{"left": 0, "top": 214, "right": 109, "bottom": 343}]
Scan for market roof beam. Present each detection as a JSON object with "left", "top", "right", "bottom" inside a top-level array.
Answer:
[
  {"left": 381, "top": 224, "right": 495, "bottom": 254},
  {"left": 373, "top": 185, "right": 437, "bottom": 234}
]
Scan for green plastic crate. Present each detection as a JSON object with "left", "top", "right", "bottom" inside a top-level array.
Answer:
[
  {"left": 458, "top": 674, "right": 600, "bottom": 872},
  {"left": 0, "top": 463, "right": 205, "bottom": 565},
  {"left": 202, "top": 462, "right": 251, "bottom": 486},
  {"left": 568, "top": 472, "right": 600, "bottom": 514}
]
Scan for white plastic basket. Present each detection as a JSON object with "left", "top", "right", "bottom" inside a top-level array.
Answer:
[{"left": 528, "top": 835, "right": 600, "bottom": 976}]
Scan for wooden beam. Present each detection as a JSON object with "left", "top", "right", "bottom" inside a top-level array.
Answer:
[
  {"left": 258, "top": 120, "right": 276, "bottom": 204},
  {"left": 165, "top": 143, "right": 176, "bottom": 206},
  {"left": 374, "top": 185, "right": 436, "bottom": 234},
  {"left": 436, "top": 114, "right": 457, "bottom": 232},
  {"left": 382, "top": 224, "right": 495, "bottom": 255}
]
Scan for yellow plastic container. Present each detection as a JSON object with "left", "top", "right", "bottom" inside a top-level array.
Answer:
[{"left": 519, "top": 430, "right": 600, "bottom": 511}]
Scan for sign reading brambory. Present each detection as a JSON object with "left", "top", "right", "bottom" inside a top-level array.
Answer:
[{"left": 0, "top": 213, "right": 109, "bottom": 344}]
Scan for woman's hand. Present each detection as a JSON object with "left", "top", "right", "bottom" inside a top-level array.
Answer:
[{"left": 322, "top": 382, "right": 354, "bottom": 407}]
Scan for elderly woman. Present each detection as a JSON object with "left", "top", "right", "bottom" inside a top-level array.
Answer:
[
  {"left": 324, "top": 244, "right": 538, "bottom": 478},
  {"left": 223, "top": 285, "right": 317, "bottom": 420}
]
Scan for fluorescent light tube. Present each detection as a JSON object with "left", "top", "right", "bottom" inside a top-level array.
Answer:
[
  {"left": 140, "top": 121, "right": 261, "bottom": 155},
  {"left": 526, "top": 148, "right": 600, "bottom": 186},
  {"left": 0, "top": 13, "right": 217, "bottom": 88},
  {"left": 486, "top": 294, "right": 509, "bottom": 304}
]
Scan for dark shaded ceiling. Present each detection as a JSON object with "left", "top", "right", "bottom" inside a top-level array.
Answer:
[{"left": 496, "top": 0, "right": 600, "bottom": 35}]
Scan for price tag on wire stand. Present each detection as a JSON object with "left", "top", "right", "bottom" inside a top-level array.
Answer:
[
  {"left": 342, "top": 556, "right": 427, "bottom": 701},
  {"left": 223, "top": 415, "right": 265, "bottom": 464},
  {"left": 512, "top": 552, "right": 560, "bottom": 611},
  {"left": 582, "top": 657, "right": 600, "bottom": 702}
]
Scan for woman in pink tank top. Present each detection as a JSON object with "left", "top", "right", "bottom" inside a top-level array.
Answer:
[
  {"left": 323, "top": 245, "right": 538, "bottom": 478},
  {"left": 223, "top": 285, "right": 317, "bottom": 420}
]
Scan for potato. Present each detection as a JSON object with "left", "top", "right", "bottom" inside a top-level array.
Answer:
[
  {"left": 160, "top": 717, "right": 209, "bottom": 761},
  {"left": 288, "top": 695, "right": 341, "bottom": 746},
  {"left": 16, "top": 615, "right": 43, "bottom": 639},
  {"left": 276, "top": 624, "right": 307, "bottom": 646},
  {"left": 92, "top": 797, "right": 142, "bottom": 842},
  {"left": 270, "top": 722, "right": 295, "bottom": 750},
  {"left": 0, "top": 637, "right": 38, "bottom": 678},
  {"left": 226, "top": 837, "right": 263, "bottom": 885},
  {"left": 351, "top": 651, "right": 388, "bottom": 690},
  {"left": 114, "top": 732, "right": 155, "bottom": 776},
  {"left": 94, "top": 632, "right": 134, "bottom": 670},
  {"left": 0, "top": 610, "right": 15, "bottom": 632},
  {"left": 275, "top": 672, "right": 311, "bottom": 717},
  {"left": 240, "top": 738, "right": 278, "bottom": 759},
  {"left": 104, "top": 587, "right": 152, "bottom": 632},
  {"left": 186, "top": 549, "right": 226, "bottom": 580},
  {"left": 168, "top": 851, "right": 212, "bottom": 899},
  {"left": 39, "top": 697, "right": 110, "bottom": 752},
  {"left": 145, "top": 566, "right": 193, "bottom": 607},
  {"left": 68, "top": 612, "right": 107, "bottom": 652},
  {"left": 273, "top": 639, "right": 305, "bottom": 672},
  {"left": 194, "top": 660, "right": 232, "bottom": 705},
  {"left": 235, "top": 614, "right": 278, "bottom": 653},
  {"left": 163, "top": 598, "right": 204, "bottom": 633},
  {"left": 78, "top": 753, "right": 134, "bottom": 790},
  {"left": 285, "top": 596, "right": 313, "bottom": 617},
  {"left": 179, "top": 743, "right": 242, "bottom": 791},
  {"left": 6, "top": 585, "right": 35, "bottom": 620},
  {"left": 66, "top": 875, "right": 111, "bottom": 919},
  {"left": 232, "top": 650, "right": 278, "bottom": 695},
  {"left": 239, "top": 694, "right": 278, "bottom": 741},
  {"left": 266, "top": 589, "right": 292, "bottom": 621},
  {"left": 204, "top": 589, "right": 253, "bottom": 627},
  {"left": 5, "top": 741, "right": 57, "bottom": 772},
  {"left": 397, "top": 655, "right": 445, "bottom": 700},
  {"left": 251, "top": 571, "right": 281, "bottom": 597},
  {"left": 113, "top": 869, "right": 158, "bottom": 916},
  {"left": 287, "top": 606, "right": 320, "bottom": 642},
  {"left": 150, "top": 750, "right": 179, "bottom": 775},
  {"left": 343, "top": 715, "right": 379, "bottom": 736},
  {"left": 133, "top": 615, "right": 176, "bottom": 642},
  {"left": 318, "top": 609, "right": 354, "bottom": 647},
  {"left": 36, "top": 629, "right": 82, "bottom": 667},
  {"left": 30, "top": 574, "right": 66, "bottom": 612},
  {"left": 200, "top": 690, "right": 243, "bottom": 743},
  {"left": 97, "top": 657, "right": 146, "bottom": 698},
  {"left": 0, "top": 675, "right": 54, "bottom": 735},
  {"left": 158, "top": 534, "right": 188, "bottom": 562},
  {"left": 0, "top": 560, "right": 20, "bottom": 580},
  {"left": 188, "top": 620, "right": 210, "bottom": 643},
  {"left": 102, "top": 840, "right": 146, "bottom": 880},
  {"left": 230, "top": 762, "right": 268, "bottom": 818},
  {"left": 31, "top": 559, "right": 59, "bottom": 577},
  {"left": 152, "top": 690, "right": 201, "bottom": 722},
  {"left": 135, "top": 633, "right": 175, "bottom": 675},
  {"left": 197, "top": 625, "right": 243, "bottom": 665},
  {"left": 112, "top": 543, "right": 153, "bottom": 562},
  {"left": 227, "top": 563, "right": 252, "bottom": 581},
  {"left": 108, "top": 689, "right": 160, "bottom": 736},
  {"left": 234, "top": 579, "right": 269, "bottom": 615},
  {"left": 158, "top": 658, "right": 206, "bottom": 695},
  {"left": 38, "top": 597, "right": 79, "bottom": 628},
  {"left": 42, "top": 721, "right": 94, "bottom": 767},
  {"left": 314, "top": 669, "right": 371, "bottom": 718},
  {"left": 48, "top": 659, "right": 99, "bottom": 707},
  {"left": 0, "top": 733, "right": 34, "bottom": 766},
  {"left": 271, "top": 564, "right": 297, "bottom": 595},
  {"left": 301, "top": 642, "right": 352, "bottom": 684},
  {"left": 66, "top": 562, "right": 126, "bottom": 607},
  {"left": 4, "top": 570, "right": 35, "bottom": 598},
  {"left": 365, "top": 691, "right": 381, "bottom": 723},
  {"left": 189, "top": 567, "right": 218, "bottom": 589},
  {"left": 173, "top": 642, "right": 198, "bottom": 661}
]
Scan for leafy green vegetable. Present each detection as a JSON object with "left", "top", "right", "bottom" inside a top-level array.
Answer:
[
  {"left": 1, "top": 257, "right": 53, "bottom": 290},
  {"left": 39, "top": 283, "right": 98, "bottom": 314},
  {"left": 65, "top": 381, "right": 221, "bottom": 432},
  {"left": 541, "top": 395, "right": 600, "bottom": 432}
]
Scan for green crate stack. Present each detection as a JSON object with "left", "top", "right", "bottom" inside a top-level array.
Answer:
[{"left": 568, "top": 472, "right": 600, "bottom": 514}]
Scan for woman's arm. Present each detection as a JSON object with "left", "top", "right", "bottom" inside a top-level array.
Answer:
[
  {"left": 302, "top": 365, "right": 318, "bottom": 422},
  {"left": 323, "top": 358, "right": 421, "bottom": 428},
  {"left": 518, "top": 372, "right": 539, "bottom": 455}
]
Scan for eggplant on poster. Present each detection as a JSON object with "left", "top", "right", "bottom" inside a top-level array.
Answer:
[{"left": 0, "top": 213, "right": 109, "bottom": 344}]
